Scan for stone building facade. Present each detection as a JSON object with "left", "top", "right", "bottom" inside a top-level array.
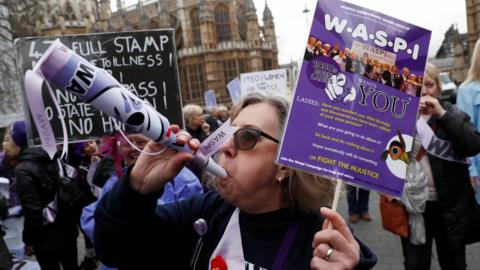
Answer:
[
  {"left": 467, "top": 0, "right": 480, "bottom": 58},
  {"left": 430, "top": 24, "right": 469, "bottom": 83},
  {"left": 11, "top": 0, "right": 278, "bottom": 106}
]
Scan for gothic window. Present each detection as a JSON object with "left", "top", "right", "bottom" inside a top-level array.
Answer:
[
  {"left": 182, "top": 64, "right": 206, "bottom": 100},
  {"left": 237, "top": 6, "right": 246, "bottom": 40},
  {"left": 215, "top": 4, "right": 232, "bottom": 42},
  {"left": 64, "top": 1, "right": 76, "bottom": 21},
  {"left": 223, "top": 59, "right": 246, "bottom": 84},
  {"left": 238, "top": 59, "right": 246, "bottom": 74},
  {"left": 223, "top": 60, "right": 237, "bottom": 84},
  {"left": 191, "top": 8, "right": 201, "bottom": 46},
  {"left": 263, "top": 58, "right": 273, "bottom": 70}
]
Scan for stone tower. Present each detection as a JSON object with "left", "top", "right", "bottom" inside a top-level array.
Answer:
[
  {"left": 9, "top": 0, "right": 279, "bottom": 106},
  {"left": 245, "top": 0, "right": 262, "bottom": 70},
  {"left": 262, "top": 1, "right": 276, "bottom": 48}
]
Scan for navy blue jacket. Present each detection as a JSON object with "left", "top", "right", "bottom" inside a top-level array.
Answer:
[{"left": 94, "top": 173, "right": 377, "bottom": 269}]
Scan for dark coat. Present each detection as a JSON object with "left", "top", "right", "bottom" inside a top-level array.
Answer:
[
  {"left": 14, "top": 148, "right": 78, "bottom": 248},
  {"left": 393, "top": 74, "right": 402, "bottom": 89},
  {"left": 427, "top": 103, "right": 480, "bottom": 248},
  {"left": 382, "top": 71, "right": 393, "bottom": 87},
  {"left": 95, "top": 176, "right": 377, "bottom": 269}
]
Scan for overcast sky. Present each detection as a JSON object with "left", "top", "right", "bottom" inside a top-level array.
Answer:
[{"left": 119, "top": 0, "right": 468, "bottom": 65}]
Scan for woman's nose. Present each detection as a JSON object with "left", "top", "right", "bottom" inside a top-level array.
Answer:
[{"left": 219, "top": 136, "right": 236, "bottom": 158}]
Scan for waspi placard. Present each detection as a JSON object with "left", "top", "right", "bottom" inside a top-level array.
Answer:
[{"left": 277, "top": 0, "right": 431, "bottom": 197}]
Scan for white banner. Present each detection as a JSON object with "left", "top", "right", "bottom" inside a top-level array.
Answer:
[
  {"left": 200, "top": 119, "right": 239, "bottom": 157},
  {"left": 416, "top": 117, "right": 468, "bottom": 164},
  {"left": 240, "top": 69, "right": 288, "bottom": 97}
]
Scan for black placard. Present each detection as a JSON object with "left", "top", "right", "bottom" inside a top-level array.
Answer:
[{"left": 15, "top": 29, "right": 184, "bottom": 145}]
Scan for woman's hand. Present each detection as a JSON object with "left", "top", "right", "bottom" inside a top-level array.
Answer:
[
  {"left": 419, "top": 95, "right": 446, "bottom": 117},
  {"left": 311, "top": 208, "right": 360, "bottom": 270},
  {"left": 130, "top": 125, "right": 200, "bottom": 194},
  {"left": 201, "top": 122, "right": 211, "bottom": 136}
]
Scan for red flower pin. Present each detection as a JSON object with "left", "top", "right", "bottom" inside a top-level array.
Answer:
[{"left": 210, "top": 255, "right": 227, "bottom": 270}]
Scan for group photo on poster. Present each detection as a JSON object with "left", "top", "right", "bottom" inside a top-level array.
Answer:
[{"left": 304, "top": 37, "right": 423, "bottom": 97}]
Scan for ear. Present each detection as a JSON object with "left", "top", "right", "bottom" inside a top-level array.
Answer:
[{"left": 275, "top": 165, "right": 292, "bottom": 181}]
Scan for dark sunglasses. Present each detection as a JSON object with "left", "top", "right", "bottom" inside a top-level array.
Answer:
[{"left": 233, "top": 127, "right": 279, "bottom": 150}]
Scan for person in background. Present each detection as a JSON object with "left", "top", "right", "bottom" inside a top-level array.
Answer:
[
  {"left": 93, "top": 93, "right": 376, "bottom": 269},
  {"left": 391, "top": 65, "right": 402, "bottom": 90},
  {"left": 345, "top": 48, "right": 353, "bottom": 73},
  {"left": 329, "top": 43, "right": 340, "bottom": 58},
  {"left": 416, "top": 76, "right": 423, "bottom": 97},
  {"left": 372, "top": 60, "right": 382, "bottom": 82},
  {"left": 400, "top": 63, "right": 480, "bottom": 270},
  {"left": 13, "top": 120, "right": 79, "bottom": 270},
  {"left": 346, "top": 185, "right": 371, "bottom": 223},
  {"left": 313, "top": 40, "right": 324, "bottom": 57},
  {"left": 381, "top": 63, "right": 393, "bottom": 87},
  {"left": 350, "top": 51, "right": 362, "bottom": 74},
  {"left": 333, "top": 50, "right": 346, "bottom": 72},
  {"left": 66, "top": 141, "right": 99, "bottom": 270},
  {"left": 404, "top": 74, "right": 418, "bottom": 97},
  {"left": 183, "top": 104, "right": 211, "bottom": 142},
  {"left": 456, "top": 38, "right": 480, "bottom": 204},
  {"left": 216, "top": 105, "right": 230, "bottom": 125},
  {"left": 204, "top": 106, "right": 220, "bottom": 132},
  {"left": 322, "top": 43, "right": 332, "bottom": 57},
  {"left": 183, "top": 104, "right": 212, "bottom": 180},
  {"left": 0, "top": 192, "right": 13, "bottom": 269},
  {"left": 400, "top": 67, "right": 410, "bottom": 91},
  {"left": 0, "top": 125, "right": 24, "bottom": 257},
  {"left": 81, "top": 133, "right": 203, "bottom": 270},
  {"left": 304, "top": 36, "right": 316, "bottom": 61}
]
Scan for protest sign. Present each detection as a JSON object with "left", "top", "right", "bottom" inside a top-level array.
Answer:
[
  {"left": 15, "top": 30, "right": 183, "bottom": 145},
  {"left": 227, "top": 78, "right": 241, "bottom": 105},
  {"left": 204, "top": 89, "right": 217, "bottom": 110},
  {"left": 277, "top": 0, "right": 431, "bottom": 197},
  {"left": 240, "top": 69, "right": 288, "bottom": 97}
]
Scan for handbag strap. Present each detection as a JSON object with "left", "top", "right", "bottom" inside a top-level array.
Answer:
[
  {"left": 271, "top": 221, "right": 300, "bottom": 270},
  {"left": 56, "top": 159, "right": 65, "bottom": 178}
]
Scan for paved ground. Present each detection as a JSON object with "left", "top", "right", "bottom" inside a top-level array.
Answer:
[
  {"left": 77, "top": 189, "right": 480, "bottom": 269},
  {"left": 336, "top": 189, "right": 480, "bottom": 270}
]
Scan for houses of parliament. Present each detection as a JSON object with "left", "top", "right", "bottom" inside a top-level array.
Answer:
[{"left": 10, "top": 0, "right": 279, "bottom": 105}]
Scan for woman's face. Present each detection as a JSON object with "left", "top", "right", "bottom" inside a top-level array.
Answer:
[
  {"left": 421, "top": 74, "right": 439, "bottom": 98},
  {"left": 218, "top": 110, "right": 228, "bottom": 121},
  {"left": 120, "top": 134, "right": 149, "bottom": 165},
  {"left": 83, "top": 141, "right": 98, "bottom": 158},
  {"left": 391, "top": 65, "right": 398, "bottom": 74},
  {"left": 3, "top": 137, "right": 20, "bottom": 159},
  {"left": 190, "top": 113, "right": 204, "bottom": 129},
  {"left": 217, "top": 103, "right": 284, "bottom": 213}
]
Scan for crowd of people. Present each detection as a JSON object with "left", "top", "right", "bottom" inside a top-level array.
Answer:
[
  {"left": 304, "top": 36, "right": 423, "bottom": 97},
  {"left": 0, "top": 92, "right": 381, "bottom": 269},
  {"left": 0, "top": 36, "right": 479, "bottom": 270},
  {"left": 0, "top": 103, "right": 232, "bottom": 269}
]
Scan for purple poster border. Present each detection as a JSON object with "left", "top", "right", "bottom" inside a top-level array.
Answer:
[{"left": 276, "top": 0, "right": 432, "bottom": 197}]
